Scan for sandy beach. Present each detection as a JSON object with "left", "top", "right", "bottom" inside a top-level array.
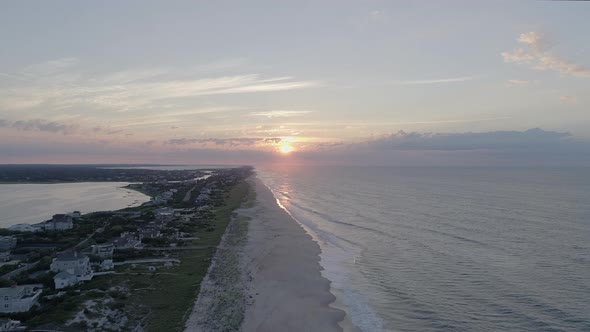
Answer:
[
  {"left": 184, "top": 177, "right": 345, "bottom": 331},
  {"left": 240, "top": 178, "right": 345, "bottom": 331}
]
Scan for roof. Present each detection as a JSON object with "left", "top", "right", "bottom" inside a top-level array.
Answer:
[
  {"left": 94, "top": 243, "right": 113, "bottom": 248},
  {"left": 51, "top": 214, "right": 73, "bottom": 223},
  {"left": 55, "top": 251, "right": 87, "bottom": 262},
  {"left": 55, "top": 271, "right": 74, "bottom": 279},
  {"left": 0, "top": 285, "right": 40, "bottom": 298}
]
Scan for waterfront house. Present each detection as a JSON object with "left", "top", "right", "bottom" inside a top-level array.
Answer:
[
  {"left": 50, "top": 252, "right": 93, "bottom": 289},
  {"left": 0, "top": 284, "right": 42, "bottom": 313},
  {"left": 8, "top": 224, "right": 40, "bottom": 233},
  {"left": 49, "top": 214, "right": 74, "bottom": 230},
  {"left": 0, "top": 237, "right": 17, "bottom": 252},
  {"left": 38, "top": 214, "right": 74, "bottom": 231},
  {"left": 67, "top": 211, "right": 82, "bottom": 218}
]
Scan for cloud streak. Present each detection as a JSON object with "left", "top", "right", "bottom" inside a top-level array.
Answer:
[
  {"left": 359, "top": 128, "right": 573, "bottom": 151},
  {"left": 164, "top": 137, "right": 285, "bottom": 147},
  {"left": 0, "top": 61, "right": 320, "bottom": 113},
  {"left": 248, "top": 110, "right": 313, "bottom": 117},
  {"left": 0, "top": 118, "right": 79, "bottom": 135},
  {"left": 505, "top": 79, "right": 532, "bottom": 87},
  {"left": 502, "top": 32, "right": 590, "bottom": 77},
  {"left": 391, "top": 76, "right": 474, "bottom": 85}
]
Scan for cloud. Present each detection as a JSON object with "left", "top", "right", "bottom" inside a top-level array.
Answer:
[
  {"left": 248, "top": 110, "right": 313, "bottom": 117},
  {"left": 164, "top": 136, "right": 285, "bottom": 147},
  {"left": 281, "top": 128, "right": 590, "bottom": 166},
  {"left": 359, "top": 128, "right": 573, "bottom": 151},
  {"left": 0, "top": 118, "right": 135, "bottom": 137},
  {"left": 0, "top": 119, "right": 79, "bottom": 135},
  {"left": 21, "top": 57, "right": 80, "bottom": 77},
  {"left": 0, "top": 61, "right": 320, "bottom": 113},
  {"left": 560, "top": 95, "right": 577, "bottom": 105},
  {"left": 263, "top": 137, "right": 283, "bottom": 144},
  {"left": 166, "top": 137, "right": 261, "bottom": 146},
  {"left": 505, "top": 79, "right": 531, "bottom": 87},
  {"left": 502, "top": 32, "right": 590, "bottom": 77},
  {"left": 391, "top": 76, "right": 474, "bottom": 85},
  {"left": 2, "top": 128, "right": 589, "bottom": 166}
]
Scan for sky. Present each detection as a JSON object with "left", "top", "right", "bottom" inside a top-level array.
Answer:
[{"left": 1, "top": 0, "right": 589, "bottom": 166}]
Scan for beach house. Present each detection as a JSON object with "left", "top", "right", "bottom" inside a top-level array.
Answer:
[
  {"left": 91, "top": 244, "right": 114, "bottom": 258},
  {"left": 112, "top": 232, "right": 141, "bottom": 249},
  {"left": 0, "top": 284, "right": 43, "bottom": 313},
  {"left": 37, "top": 214, "right": 74, "bottom": 231},
  {"left": 0, "top": 236, "right": 17, "bottom": 263},
  {"left": 0, "top": 237, "right": 17, "bottom": 252},
  {"left": 54, "top": 271, "right": 79, "bottom": 289},
  {"left": 8, "top": 224, "right": 40, "bottom": 233},
  {"left": 0, "top": 318, "right": 23, "bottom": 331},
  {"left": 50, "top": 252, "right": 93, "bottom": 289},
  {"left": 155, "top": 207, "right": 175, "bottom": 220}
]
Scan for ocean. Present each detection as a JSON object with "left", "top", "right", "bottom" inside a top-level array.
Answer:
[
  {"left": 0, "top": 182, "right": 150, "bottom": 227},
  {"left": 257, "top": 166, "right": 590, "bottom": 332}
]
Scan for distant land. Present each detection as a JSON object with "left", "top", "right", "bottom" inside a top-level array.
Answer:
[{"left": 0, "top": 164, "right": 243, "bottom": 183}]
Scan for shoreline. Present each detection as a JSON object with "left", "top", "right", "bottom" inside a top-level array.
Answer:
[
  {"left": 241, "top": 177, "right": 345, "bottom": 331},
  {"left": 183, "top": 176, "right": 348, "bottom": 331},
  {"left": 0, "top": 182, "right": 150, "bottom": 228}
]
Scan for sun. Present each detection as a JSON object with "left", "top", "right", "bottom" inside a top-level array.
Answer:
[{"left": 279, "top": 144, "right": 294, "bottom": 154}]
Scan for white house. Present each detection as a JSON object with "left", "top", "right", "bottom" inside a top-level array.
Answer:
[
  {"left": 50, "top": 252, "right": 93, "bottom": 289},
  {"left": 37, "top": 214, "right": 74, "bottom": 231},
  {"left": 112, "top": 232, "right": 141, "bottom": 249},
  {"left": 67, "top": 211, "right": 82, "bottom": 218},
  {"left": 45, "top": 214, "right": 74, "bottom": 230},
  {"left": 0, "top": 252, "right": 10, "bottom": 263},
  {"left": 91, "top": 244, "right": 114, "bottom": 258},
  {"left": 8, "top": 224, "right": 40, "bottom": 233},
  {"left": 54, "top": 271, "right": 78, "bottom": 289},
  {"left": 0, "top": 318, "right": 23, "bottom": 331},
  {"left": 0, "top": 237, "right": 17, "bottom": 252},
  {"left": 155, "top": 207, "right": 175, "bottom": 221},
  {"left": 0, "top": 285, "right": 42, "bottom": 313}
]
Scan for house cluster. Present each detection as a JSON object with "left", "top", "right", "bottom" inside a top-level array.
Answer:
[
  {"left": 0, "top": 318, "right": 24, "bottom": 331},
  {"left": 8, "top": 212, "right": 81, "bottom": 233},
  {"left": 152, "top": 189, "right": 177, "bottom": 205},
  {"left": 51, "top": 251, "right": 94, "bottom": 290},
  {"left": 111, "top": 207, "right": 178, "bottom": 250},
  {"left": 0, "top": 236, "right": 17, "bottom": 263},
  {"left": 0, "top": 284, "right": 43, "bottom": 313},
  {"left": 195, "top": 184, "right": 216, "bottom": 204},
  {"left": 155, "top": 207, "right": 175, "bottom": 221},
  {"left": 112, "top": 232, "right": 142, "bottom": 250}
]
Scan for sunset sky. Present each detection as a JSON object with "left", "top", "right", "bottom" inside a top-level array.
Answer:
[{"left": 1, "top": 1, "right": 589, "bottom": 165}]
